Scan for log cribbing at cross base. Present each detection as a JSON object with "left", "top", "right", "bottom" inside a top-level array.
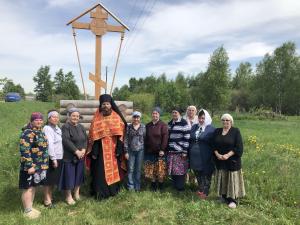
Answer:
[{"left": 60, "top": 100, "right": 133, "bottom": 133}]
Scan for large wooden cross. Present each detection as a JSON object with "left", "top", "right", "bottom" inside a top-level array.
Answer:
[{"left": 67, "top": 4, "right": 129, "bottom": 99}]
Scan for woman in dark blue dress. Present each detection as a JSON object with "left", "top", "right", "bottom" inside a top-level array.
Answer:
[{"left": 189, "top": 109, "right": 215, "bottom": 199}]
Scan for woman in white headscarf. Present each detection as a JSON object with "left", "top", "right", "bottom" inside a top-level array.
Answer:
[{"left": 189, "top": 109, "right": 215, "bottom": 199}]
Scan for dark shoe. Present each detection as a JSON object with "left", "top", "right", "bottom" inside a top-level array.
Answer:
[
  {"left": 158, "top": 182, "right": 164, "bottom": 191},
  {"left": 151, "top": 182, "right": 157, "bottom": 191},
  {"left": 44, "top": 202, "right": 55, "bottom": 208},
  {"left": 219, "top": 196, "right": 227, "bottom": 203}
]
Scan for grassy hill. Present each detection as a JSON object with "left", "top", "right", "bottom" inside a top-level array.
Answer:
[{"left": 0, "top": 101, "right": 299, "bottom": 225}]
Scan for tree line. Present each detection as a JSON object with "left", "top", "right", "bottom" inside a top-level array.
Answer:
[
  {"left": 0, "top": 77, "right": 26, "bottom": 99},
  {"left": 0, "top": 66, "right": 81, "bottom": 102},
  {"left": 113, "top": 42, "right": 300, "bottom": 115},
  {"left": 1, "top": 42, "right": 299, "bottom": 115},
  {"left": 33, "top": 66, "right": 81, "bottom": 102}
]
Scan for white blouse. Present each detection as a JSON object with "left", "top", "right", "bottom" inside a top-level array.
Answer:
[{"left": 43, "top": 125, "right": 63, "bottom": 160}]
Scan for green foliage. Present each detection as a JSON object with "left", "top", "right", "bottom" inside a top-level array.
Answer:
[
  {"left": 155, "top": 81, "right": 181, "bottom": 112},
  {"left": 33, "top": 66, "right": 81, "bottom": 102},
  {"left": 0, "top": 77, "right": 10, "bottom": 96},
  {"left": 33, "top": 66, "right": 54, "bottom": 102},
  {"left": 54, "top": 69, "right": 80, "bottom": 100},
  {"left": 197, "top": 46, "right": 231, "bottom": 115},
  {"left": 189, "top": 72, "right": 205, "bottom": 108},
  {"left": 128, "top": 93, "right": 154, "bottom": 113},
  {"left": 114, "top": 42, "right": 300, "bottom": 116},
  {"left": 230, "top": 62, "right": 253, "bottom": 111},
  {"left": 113, "top": 85, "right": 131, "bottom": 100},
  {"left": 0, "top": 77, "right": 25, "bottom": 98},
  {"left": 174, "top": 73, "right": 192, "bottom": 109},
  {"left": 0, "top": 102, "right": 299, "bottom": 225},
  {"left": 114, "top": 73, "right": 191, "bottom": 113},
  {"left": 53, "top": 69, "right": 64, "bottom": 94},
  {"left": 253, "top": 42, "right": 300, "bottom": 114},
  {"left": 231, "top": 62, "right": 253, "bottom": 89}
]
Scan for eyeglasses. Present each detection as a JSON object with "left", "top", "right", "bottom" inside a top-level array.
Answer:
[{"left": 222, "top": 119, "right": 230, "bottom": 122}]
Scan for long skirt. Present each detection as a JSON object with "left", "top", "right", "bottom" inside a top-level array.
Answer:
[
  {"left": 44, "top": 159, "right": 63, "bottom": 186},
  {"left": 144, "top": 153, "right": 167, "bottom": 183},
  {"left": 167, "top": 152, "right": 188, "bottom": 175},
  {"left": 215, "top": 169, "right": 246, "bottom": 199},
  {"left": 59, "top": 160, "right": 84, "bottom": 190}
]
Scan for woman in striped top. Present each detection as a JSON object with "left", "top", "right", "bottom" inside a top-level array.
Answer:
[{"left": 167, "top": 107, "right": 191, "bottom": 191}]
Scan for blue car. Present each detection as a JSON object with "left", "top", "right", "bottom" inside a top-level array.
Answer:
[{"left": 5, "top": 92, "right": 21, "bottom": 102}]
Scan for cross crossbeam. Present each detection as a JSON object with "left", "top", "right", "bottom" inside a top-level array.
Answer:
[{"left": 68, "top": 4, "right": 129, "bottom": 99}]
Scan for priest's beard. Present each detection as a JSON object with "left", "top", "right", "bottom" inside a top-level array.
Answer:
[{"left": 101, "top": 108, "right": 112, "bottom": 116}]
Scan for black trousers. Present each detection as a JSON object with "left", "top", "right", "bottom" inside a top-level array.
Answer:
[
  {"left": 194, "top": 170, "right": 212, "bottom": 196},
  {"left": 171, "top": 175, "right": 185, "bottom": 191}
]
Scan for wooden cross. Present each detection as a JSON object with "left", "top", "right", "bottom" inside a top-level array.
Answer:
[{"left": 67, "top": 4, "right": 129, "bottom": 99}]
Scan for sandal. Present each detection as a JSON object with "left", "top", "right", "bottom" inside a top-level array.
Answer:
[
  {"left": 66, "top": 198, "right": 76, "bottom": 205},
  {"left": 74, "top": 195, "right": 81, "bottom": 201},
  {"left": 44, "top": 202, "right": 55, "bottom": 208}
]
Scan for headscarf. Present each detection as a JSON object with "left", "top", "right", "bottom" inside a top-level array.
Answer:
[
  {"left": 22, "top": 112, "right": 43, "bottom": 131},
  {"left": 99, "top": 94, "right": 127, "bottom": 126},
  {"left": 30, "top": 112, "right": 43, "bottom": 122},
  {"left": 132, "top": 111, "right": 142, "bottom": 118},
  {"left": 198, "top": 109, "right": 212, "bottom": 128},
  {"left": 67, "top": 107, "right": 80, "bottom": 117},
  {"left": 48, "top": 110, "right": 59, "bottom": 119},
  {"left": 172, "top": 106, "right": 184, "bottom": 114},
  {"left": 152, "top": 107, "right": 162, "bottom": 115}
]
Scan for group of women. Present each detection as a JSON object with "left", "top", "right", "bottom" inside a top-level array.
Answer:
[
  {"left": 138, "top": 106, "right": 245, "bottom": 208},
  {"left": 19, "top": 108, "right": 87, "bottom": 219},
  {"left": 19, "top": 95, "right": 245, "bottom": 219}
]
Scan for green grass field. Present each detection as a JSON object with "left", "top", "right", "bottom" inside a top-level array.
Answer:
[{"left": 0, "top": 102, "right": 299, "bottom": 225}]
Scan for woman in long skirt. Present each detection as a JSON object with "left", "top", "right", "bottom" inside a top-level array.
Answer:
[{"left": 212, "top": 113, "right": 245, "bottom": 208}]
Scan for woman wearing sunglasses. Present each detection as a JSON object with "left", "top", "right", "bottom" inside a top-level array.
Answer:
[{"left": 212, "top": 113, "right": 245, "bottom": 208}]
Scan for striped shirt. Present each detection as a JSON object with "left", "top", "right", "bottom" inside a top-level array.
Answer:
[{"left": 168, "top": 118, "right": 190, "bottom": 154}]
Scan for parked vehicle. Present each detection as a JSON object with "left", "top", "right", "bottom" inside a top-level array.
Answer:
[{"left": 5, "top": 92, "right": 21, "bottom": 102}]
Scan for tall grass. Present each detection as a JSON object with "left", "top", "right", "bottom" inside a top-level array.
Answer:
[{"left": 0, "top": 102, "right": 299, "bottom": 225}]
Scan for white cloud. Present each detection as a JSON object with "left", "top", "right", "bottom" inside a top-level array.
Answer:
[
  {"left": 227, "top": 42, "right": 275, "bottom": 61},
  {"left": 122, "top": 0, "right": 300, "bottom": 62},
  {"left": 148, "top": 53, "right": 210, "bottom": 76},
  {"left": 0, "top": 1, "right": 123, "bottom": 94},
  {"left": 46, "top": 0, "right": 83, "bottom": 8},
  {"left": 116, "top": 0, "right": 300, "bottom": 81}
]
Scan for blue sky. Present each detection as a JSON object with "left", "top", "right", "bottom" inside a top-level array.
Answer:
[{"left": 1, "top": 0, "right": 300, "bottom": 95}]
